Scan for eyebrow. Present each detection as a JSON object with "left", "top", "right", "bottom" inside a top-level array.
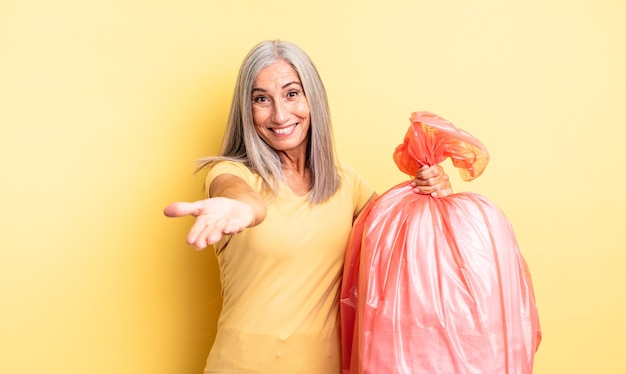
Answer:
[{"left": 251, "top": 81, "right": 302, "bottom": 93}]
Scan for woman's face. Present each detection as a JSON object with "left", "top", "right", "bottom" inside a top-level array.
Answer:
[{"left": 251, "top": 60, "right": 311, "bottom": 155}]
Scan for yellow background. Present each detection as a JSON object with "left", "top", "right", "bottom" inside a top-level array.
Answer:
[{"left": 1, "top": 0, "right": 625, "bottom": 373}]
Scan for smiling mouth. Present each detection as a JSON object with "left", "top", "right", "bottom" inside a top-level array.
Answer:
[{"left": 271, "top": 124, "right": 297, "bottom": 135}]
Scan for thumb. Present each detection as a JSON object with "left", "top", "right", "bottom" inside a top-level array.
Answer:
[{"left": 163, "top": 201, "right": 204, "bottom": 218}]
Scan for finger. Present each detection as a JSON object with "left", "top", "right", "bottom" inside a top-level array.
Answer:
[
  {"left": 190, "top": 218, "right": 232, "bottom": 249},
  {"left": 191, "top": 238, "right": 208, "bottom": 251},
  {"left": 412, "top": 174, "right": 452, "bottom": 195},
  {"left": 414, "top": 165, "right": 427, "bottom": 180},
  {"left": 189, "top": 223, "right": 213, "bottom": 250},
  {"left": 412, "top": 185, "right": 452, "bottom": 197},
  {"left": 187, "top": 224, "right": 204, "bottom": 248},
  {"left": 223, "top": 220, "right": 247, "bottom": 235},
  {"left": 187, "top": 218, "right": 217, "bottom": 247},
  {"left": 413, "top": 174, "right": 445, "bottom": 187},
  {"left": 431, "top": 187, "right": 453, "bottom": 198},
  {"left": 164, "top": 201, "right": 203, "bottom": 217},
  {"left": 416, "top": 165, "right": 442, "bottom": 180},
  {"left": 210, "top": 216, "right": 248, "bottom": 241},
  {"left": 411, "top": 185, "right": 436, "bottom": 195}
]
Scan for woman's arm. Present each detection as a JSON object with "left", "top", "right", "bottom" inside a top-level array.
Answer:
[{"left": 163, "top": 173, "right": 267, "bottom": 250}]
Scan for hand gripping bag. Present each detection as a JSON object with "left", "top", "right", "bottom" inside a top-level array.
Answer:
[{"left": 340, "top": 112, "right": 541, "bottom": 374}]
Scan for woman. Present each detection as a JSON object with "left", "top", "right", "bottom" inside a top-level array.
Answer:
[{"left": 164, "top": 40, "right": 451, "bottom": 373}]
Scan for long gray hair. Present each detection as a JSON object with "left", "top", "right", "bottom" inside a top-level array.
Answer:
[{"left": 197, "top": 40, "right": 340, "bottom": 204}]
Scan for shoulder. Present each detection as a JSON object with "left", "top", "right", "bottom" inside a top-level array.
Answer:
[
  {"left": 205, "top": 161, "right": 256, "bottom": 190},
  {"left": 337, "top": 161, "right": 366, "bottom": 185},
  {"left": 207, "top": 160, "right": 251, "bottom": 177},
  {"left": 336, "top": 160, "right": 375, "bottom": 198},
  {"left": 333, "top": 160, "right": 375, "bottom": 216}
]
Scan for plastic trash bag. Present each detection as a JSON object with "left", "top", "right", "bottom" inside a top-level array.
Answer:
[{"left": 340, "top": 112, "right": 541, "bottom": 374}]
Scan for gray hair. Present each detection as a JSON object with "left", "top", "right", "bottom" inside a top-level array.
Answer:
[{"left": 197, "top": 40, "right": 340, "bottom": 204}]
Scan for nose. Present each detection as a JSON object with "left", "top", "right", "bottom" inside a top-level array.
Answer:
[{"left": 271, "top": 100, "right": 289, "bottom": 124}]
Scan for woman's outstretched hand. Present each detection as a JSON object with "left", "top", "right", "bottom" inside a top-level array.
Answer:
[
  {"left": 410, "top": 165, "right": 452, "bottom": 197},
  {"left": 164, "top": 197, "right": 255, "bottom": 250}
]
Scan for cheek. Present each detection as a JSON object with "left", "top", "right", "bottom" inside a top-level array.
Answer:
[
  {"left": 251, "top": 108, "right": 266, "bottom": 129},
  {"left": 294, "top": 100, "right": 311, "bottom": 119}
]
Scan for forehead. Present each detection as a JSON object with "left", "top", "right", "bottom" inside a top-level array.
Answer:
[{"left": 254, "top": 60, "right": 300, "bottom": 86}]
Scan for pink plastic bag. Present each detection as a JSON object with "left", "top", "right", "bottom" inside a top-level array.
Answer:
[{"left": 341, "top": 112, "right": 541, "bottom": 374}]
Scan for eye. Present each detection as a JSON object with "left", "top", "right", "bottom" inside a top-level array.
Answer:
[
  {"left": 286, "top": 90, "right": 300, "bottom": 99},
  {"left": 252, "top": 95, "right": 269, "bottom": 104}
]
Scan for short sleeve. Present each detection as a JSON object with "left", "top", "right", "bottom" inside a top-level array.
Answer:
[
  {"left": 205, "top": 161, "right": 254, "bottom": 197},
  {"left": 338, "top": 162, "right": 376, "bottom": 217}
]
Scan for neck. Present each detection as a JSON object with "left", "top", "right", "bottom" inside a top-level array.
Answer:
[
  {"left": 277, "top": 148, "right": 307, "bottom": 173},
  {"left": 278, "top": 150, "right": 311, "bottom": 195}
]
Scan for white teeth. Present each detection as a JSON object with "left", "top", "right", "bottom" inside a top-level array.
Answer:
[{"left": 273, "top": 124, "right": 296, "bottom": 134}]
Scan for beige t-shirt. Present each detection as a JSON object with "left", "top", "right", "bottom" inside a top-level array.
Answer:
[{"left": 203, "top": 161, "right": 374, "bottom": 374}]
